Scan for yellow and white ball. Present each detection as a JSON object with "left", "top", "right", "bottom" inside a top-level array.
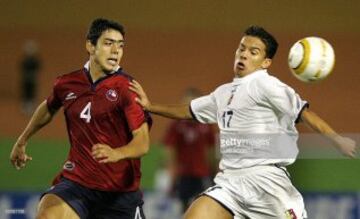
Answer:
[{"left": 288, "top": 37, "right": 335, "bottom": 82}]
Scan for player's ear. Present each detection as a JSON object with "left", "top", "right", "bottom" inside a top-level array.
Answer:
[
  {"left": 261, "top": 58, "right": 272, "bottom": 69},
  {"left": 86, "top": 40, "right": 95, "bottom": 55}
]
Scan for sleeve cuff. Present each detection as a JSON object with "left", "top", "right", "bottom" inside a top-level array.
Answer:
[
  {"left": 295, "top": 102, "right": 310, "bottom": 124},
  {"left": 189, "top": 105, "right": 200, "bottom": 122}
]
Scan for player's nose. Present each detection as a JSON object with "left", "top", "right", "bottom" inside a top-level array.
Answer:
[
  {"left": 239, "top": 50, "right": 248, "bottom": 60},
  {"left": 111, "top": 45, "right": 119, "bottom": 54}
]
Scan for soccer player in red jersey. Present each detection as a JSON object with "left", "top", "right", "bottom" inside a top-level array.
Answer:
[
  {"left": 10, "top": 18, "right": 151, "bottom": 219},
  {"left": 163, "top": 88, "right": 216, "bottom": 212}
]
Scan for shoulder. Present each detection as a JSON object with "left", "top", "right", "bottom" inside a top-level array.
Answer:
[
  {"left": 214, "top": 82, "right": 232, "bottom": 92},
  {"left": 52, "top": 69, "right": 85, "bottom": 87},
  {"left": 254, "top": 72, "right": 291, "bottom": 92},
  {"left": 110, "top": 70, "right": 138, "bottom": 100},
  {"left": 192, "top": 82, "right": 232, "bottom": 106},
  {"left": 111, "top": 69, "right": 135, "bottom": 86},
  {"left": 252, "top": 72, "right": 300, "bottom": 103},
  {"left": 212, "top": 82, "right": 232, "bottom": 97},
  {"left": 117, "top": 69, "right": 135, "bottom": 81},
  {"left": 56, "top": 69, "right": 85, "bottom": 82}
]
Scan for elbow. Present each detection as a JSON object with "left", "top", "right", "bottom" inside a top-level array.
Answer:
[
  {"left": 143, "top": 144, "right": 150, "bottom": 155},
  {"left": 139, "top": 135, "right": 150, "bottom": 156},
  {"left": 132, "top": 123, "right": 150, "bottom": 157},
  {"left": 139, "top": 142, "right": 150, "bottom": 157}
]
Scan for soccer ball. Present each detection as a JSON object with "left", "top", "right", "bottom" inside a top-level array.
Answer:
[{"left": 288, "top": 37, "right": 335, "bottom": 82}]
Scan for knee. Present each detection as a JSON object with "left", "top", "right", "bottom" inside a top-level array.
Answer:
[
  {"left": 35, "top": 194, "right": 61, "bottom": 219},
  {"left": 36, "top": 194, "right": 79, "bottom": 219},
  {"left": 36, "top": 211, "right": 53, "bottom": 219}
]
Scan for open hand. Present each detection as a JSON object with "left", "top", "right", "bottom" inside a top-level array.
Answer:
[
  {"left": 129, "top": 80, "right": 151, "bottom": 110},
  {"left": 334, "top": 136, "right": 358, "bottom": 158}
]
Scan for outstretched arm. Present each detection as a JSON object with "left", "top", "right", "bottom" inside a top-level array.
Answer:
[
  {"left": 129, "top": 80, "right": 193, "bottom": 120},
  {"left": 10, "top": 100, "right": 58, "bottom": 169},
  {"left": 300, "top": 108, "right": 357, "bottom": 158}
]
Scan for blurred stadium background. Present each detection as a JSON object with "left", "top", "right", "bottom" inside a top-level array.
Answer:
[{"left": 1, "top": 1, "right": 360, "bottom": 218}]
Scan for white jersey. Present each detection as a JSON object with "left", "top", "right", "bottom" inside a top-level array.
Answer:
[{"left": 190, "top": 69, "right": 308, "bottom": 170}]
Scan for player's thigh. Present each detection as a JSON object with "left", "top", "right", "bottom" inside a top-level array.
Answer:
[
  {"left": 90, "top": 190, "right": 145, "bottom": 219},
  {"left": 183, "top": 195, "right": 233, "bottom": 219},
  {"left": 36, "top": 194, "right": 79, "bottom": 219}
]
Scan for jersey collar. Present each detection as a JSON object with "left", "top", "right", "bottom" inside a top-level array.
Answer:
[
  {"left": 232, "top": 69, "right": 267, "bottom": 84},
  {"left": 83, "top": 61, "right": 121, "bottom": 73},
  {"left": 83, "top": 61, "right": 122, "bottom": 87}
]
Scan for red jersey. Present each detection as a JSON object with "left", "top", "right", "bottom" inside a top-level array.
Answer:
[
  {"left": 47, "top": 66, "right": 151, "bottom": 192},
  {"left": 163, "top": 120, "right": 215, "bottom": 177}
]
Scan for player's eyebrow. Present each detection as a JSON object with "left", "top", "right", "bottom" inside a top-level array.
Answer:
[
  {"left": 250, "top": 47, "right": 260, "bottom": 52},
  {"left": 240, "top": 43, "right": 261, "bottom": 51},
  {"left": 104, "top": 38, "right": 125, "bottom": 43}
]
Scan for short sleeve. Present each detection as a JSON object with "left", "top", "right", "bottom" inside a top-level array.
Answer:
[
  {"left": 120, "top": 86, "right": 147, "bottom": 131},
  {"left": 46, "top": 77, "right": 63, "bottom": 112},
  {"left": 190, "top": 93, "right": 217, "bottom": 124},
  {"left": 258, "top": 78, "right": 308, "bottom": 123}
]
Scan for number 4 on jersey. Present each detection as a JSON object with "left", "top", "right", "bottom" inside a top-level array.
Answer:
[{"left": 80, "top": 102, "right": 91, "bottom": 123}]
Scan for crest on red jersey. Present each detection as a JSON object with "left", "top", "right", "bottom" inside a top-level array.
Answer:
[{"left": 106, "top": 89, "right": 118, "bottom": 101}]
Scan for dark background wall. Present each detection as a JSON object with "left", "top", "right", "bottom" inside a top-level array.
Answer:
[{"left": 1, "top": 0, "right": 359, "bottom": 143}]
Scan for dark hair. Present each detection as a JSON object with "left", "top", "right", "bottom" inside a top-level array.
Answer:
[
  {"left": 86, "top": 18, "right": 125, "bottom": 45},
  {"left": 244, "top": 25, "right": 278, "bottom": 59}
]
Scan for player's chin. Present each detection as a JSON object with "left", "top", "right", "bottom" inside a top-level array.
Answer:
[
  {"left": 101, "top": 63, "right": 116, "bottom": 72},
  {"left": 234, "top": 68, "right": 244, "bottom": 76},
  {"left": 103, "top": 67, "right": 115, "bottom": 73}
]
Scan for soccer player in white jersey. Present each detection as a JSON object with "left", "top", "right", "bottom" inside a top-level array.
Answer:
[{"left": 130, "top": 26, "right": 357, "bottom": 219}]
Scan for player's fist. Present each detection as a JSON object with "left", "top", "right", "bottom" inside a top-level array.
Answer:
[
  {"left": 10, "top": 139, "right": 32, "bottom": 170},
  {"left": 129, "top": 80, "right": 151, "bottom": 110},
  {"left": 334, "top": 136, "right": 358, "bottom": 158},
  {"left": 92, "top": 144, "right": 123, "bottom": 163}
]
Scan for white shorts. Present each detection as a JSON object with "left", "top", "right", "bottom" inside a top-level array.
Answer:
[{"left": 202, "top": 165, "right": 307, "bottom": 219}]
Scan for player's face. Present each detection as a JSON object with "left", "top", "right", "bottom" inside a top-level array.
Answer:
[
  {"left": 88, "top": 29, "right": 124, "bottom": 73},
  {"left": 233, "top": 36, "right": 271, "bottom": 77}
]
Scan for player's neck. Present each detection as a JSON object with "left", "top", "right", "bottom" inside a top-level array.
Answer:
[
  {"left": 235, "top": 71, "right": 252, "bottom": 78},
  {"left": 89, "top": 62, "right": 107, "bottom": 83},
  {"left": 235, "top": 68, "right": 265, "bottom": 78}
]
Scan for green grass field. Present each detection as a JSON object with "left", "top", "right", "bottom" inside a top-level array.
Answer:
[
  {"left": 1, "top": 138, "right": 360, "bottom": 192},
  {"left": 0, "top": 138, "right": 165, "bottom": 191}
]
